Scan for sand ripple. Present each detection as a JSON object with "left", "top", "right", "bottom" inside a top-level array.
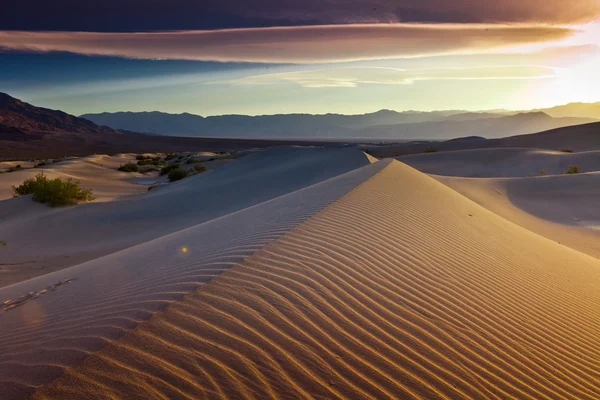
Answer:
[{"left": 32, "top": 161, "right": 600, "bottom": 399}]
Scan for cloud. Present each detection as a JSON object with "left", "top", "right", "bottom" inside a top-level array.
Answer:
[
  {"left": 1, "top": 1, "right": 598, "bottom": 31},
  {"left": 213, "top": 66, "right": 558, "bottom": 88},
  {"left": 0, "top": 24, "right": 575, "bottom": 63}
]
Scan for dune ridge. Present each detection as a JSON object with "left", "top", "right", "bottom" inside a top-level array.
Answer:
[
  {"left": 400, "top": 148, "right": 600, "bottom": 177},
  {"left": 0, "top": 146, "right": 372, "bottom": 287},
  {"left": 32, "top": 160, "right": 600, "bottom": 399},
  {"left": 436, "top": 172, "right": 600, "bottom": 259},
  {"left": 0, "top": 158, "right": 388, "bottom": 400}
]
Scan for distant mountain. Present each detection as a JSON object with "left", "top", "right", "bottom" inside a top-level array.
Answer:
[
  {"left": 82, "top": 108, "right": 596, "bottom": 140},
  {"left": 360, "top": 112, "right": 596, "bottom": 140},
  {"left": 0, "top": 92, "right": 117, "bottom": 134},
  {"left": 536, "top": 102, "right": 600, "bottom": 119}
]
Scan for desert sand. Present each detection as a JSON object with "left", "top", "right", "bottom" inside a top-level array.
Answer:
[
  {"left": 400, "top": 148, "right": 600, "bottom": 177},
  {"left": 0, "top": 154, "right": 153, "bottom": 201},
  {"left": 1, "top": 146, "right": 599, "bottom": 399}
]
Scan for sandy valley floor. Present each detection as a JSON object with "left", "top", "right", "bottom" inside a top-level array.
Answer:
[{"left": 0, "top": 146, "right": 599, "bottom": 399}]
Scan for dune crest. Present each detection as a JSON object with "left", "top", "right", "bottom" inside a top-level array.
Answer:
[
  {"left": 0, "top": 153, "right": 385, "bottom": 399},
  {"left": 32, "top": 160, "right": 600, "bottom": 399}
]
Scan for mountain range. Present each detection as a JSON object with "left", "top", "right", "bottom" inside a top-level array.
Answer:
[
  {"left": 81, "top": 103, "right": 600, "bottom": 140},
  {"left": 1, "top": 91, "right": 599, "bottom": 142},
  {"left": 0, "top": 92, "right": 117, "bottom": 138}
]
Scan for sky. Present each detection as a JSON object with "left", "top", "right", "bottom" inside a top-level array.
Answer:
[{"left": 0, "top": 0, "right": 599, "bottom": 116}]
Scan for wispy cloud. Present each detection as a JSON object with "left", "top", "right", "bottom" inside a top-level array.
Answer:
[
  {"left": 2, "top": 1, "right": 599, "bottom": 31},
  {"left": 213, "top": 66, "right": 558, "bottom": 88},
  {"left": 0, "top": 24, "right": 575, "bottom": 63}
]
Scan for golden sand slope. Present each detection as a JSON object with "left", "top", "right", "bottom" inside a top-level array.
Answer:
[
  {"left": 33, "top": 161, "right": 600, "bottom": 399},
  {"left": 0, "top": 158, "right": 385, "bottom": 400},
  {"left": 436, "top": 173, "right": 600, "bottom": 259}
]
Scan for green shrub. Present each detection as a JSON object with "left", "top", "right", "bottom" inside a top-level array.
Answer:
[
  {"left": 142, "top": 167, "right": 160, "bottom": 173},
  {"left": 137, "top": 158, "right": 164, "bottom": 166},
  {"left": 165, "top": 153, "right": 177, "bottom": 161},
  {"left": 194, "top": 164, "right": 207, "bottom": 173},
  {"left": 35, "top": 161, "right": 49, "bottom": 168},
  {"left": 539, "top": 169, "right": 547, "bottom": 176},
  {"left": 560, "top": 148, "right": 573, "bottom": 153},
  {"left": 423, "top": 147, "right": 438, "bottom": 153},
  {"left": 12, "top": 173, "right": 95, "bottom": 206},
  {"left": 167, "top": 167, "right": 188, "bottom": 182},
  {"left": 0, "top": 240, "right": 6, "bottom": 247},
  {"left": 159, "top": 163, "right": 180, "bottom": 176},
  {"left": 566, "top": 165, "right": 582, "bottom": 174},
  {"left": 7, "top": 164, "right": 23, "bottom": 173},
  {"left": 185, "top": 158, "right": 200, "bottom": 164},
  {"left": 118, "top": 163, "right": 139, "bottom": 172}
]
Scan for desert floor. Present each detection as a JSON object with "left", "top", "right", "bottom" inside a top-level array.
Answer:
[{"left": 1, "top": 146, "right": 599, "bottom": 399}]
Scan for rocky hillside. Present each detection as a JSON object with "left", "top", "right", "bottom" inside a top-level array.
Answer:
[{"left": 0, "top": 93, "right": 117, "bottom": 134}]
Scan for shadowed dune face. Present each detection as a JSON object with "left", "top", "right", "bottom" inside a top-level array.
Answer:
[
  {"left": 0, "top": 155, "right": 386, "bottom": 400},
  {"left": 399, "top": 148, "right": 600, "bottom": 178},
  {"left": 435, "top": 173, "right": 600, "bottom": 259},
  {"left": 31, "top": 161, "right": 600, "bottom": 400},
  {"left": 0, "top": 147, "right": 372, "bottom": 287}
]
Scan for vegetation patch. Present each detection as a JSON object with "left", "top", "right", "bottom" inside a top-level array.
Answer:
[
  {"left": 560, "top": 148, "right": 573, "bottom": 153},
  {"left": 6, "top": 164, "right": 23, "bottom": 173},
  {"left": 167, "top": 167, "right": 188, "bottom": 182},
  {"left": 12, "top": 173, "right": 95, "bottom": 206},
  {"left": 136, "top": 156, "right": 164, "bottom": 166},
  {"left": 566, "top": 165, "right": 582, "bottom": 174},
  {"left": 118, "top": 163, "right": 140, "bottom": 172},
  {"left": 194, "top": 164, "right": 207, "bottom": 173},
  {"left": 159, "top": 163, "right": 181, "bottom": 176},
  {"left": 423, "top": 147, "right": 438, "bottom": 153}
]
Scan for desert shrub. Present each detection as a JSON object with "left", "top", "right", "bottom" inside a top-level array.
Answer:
[
  {"left": 539, "top": 169, "right": 547, "bottom": 176},
  {"left": 7, "top": 164, "right": 23, "bottom": 173},
  {"left": 165, "top": 153, "right": 177, "bottom": 161},
  {"left": 185, "top": 158, "right": 200, "bottom": 164},
  {"left": 560, "top": 148, "right": 573, "bottom": 153},
  {"left": 566, "top": 165, "right": 582, "bottom": 174},
  {"left": 167, "top": 167, "right": 188, "bottom": 182},
  {"left": 118, "top": 163, "right": 139, "bottom": 172},
  {"left": 159, "top": 163, "right": 180, "bottom": 176},
  {"left": 137, "top": 158, "right": 164, "bottom": 166},
  {"left": 12, "top": 173, "right": 95, "bottom": 206},
  {"left": 194, "top": 164, "right": 207, "bottom": 173},
  {"left": 423, "top": 147, "right": 438, "bottom": 153},
  {"left": 0, "top": 240, "right": 6, "bottom": 247},
  {"left": 35, "top": 161, "right": 49, "bottom": 168}
]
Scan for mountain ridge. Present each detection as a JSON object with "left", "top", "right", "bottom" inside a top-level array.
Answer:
[
  {"left": 81, "top": 108, "right": 596, "bottom": 140},
  {"left": 0, "top": 92, "right": 118, "bottom": 135}
]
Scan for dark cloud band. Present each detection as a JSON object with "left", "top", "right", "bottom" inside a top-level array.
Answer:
[
  {"left": 0, "top": 24, "right": 575, "bottom": 63},
  {"left": 1, "top": 1, "right": 598, "bottom": 31}
]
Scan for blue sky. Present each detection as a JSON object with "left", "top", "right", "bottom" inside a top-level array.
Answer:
[{"left": 1, "top": 1, "right": 599, "bottom": 116}]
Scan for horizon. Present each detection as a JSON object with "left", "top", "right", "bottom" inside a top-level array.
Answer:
[
  {"left": 1, "top": 1, "right": 599, "bottom": 116},
  {"left": 3, "top": 90, "right": 600, "bottom": 119}
]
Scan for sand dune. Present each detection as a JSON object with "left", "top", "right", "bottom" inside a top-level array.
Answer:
[
  {"left": 400, "top": 148, "right": 600, "bottom": 177},
  {"left": 0, "top": 147, "right": 371, "bottom": 287},
  {"left": 25, "top": 160, "right": 600, "bottom": 399},
  {"left": 436, "top": 172, "right": 600, "bottom": 259},
  {"left": 0, "top": 156, "right": 385, "bottom": 399},
  {"left": 0, "top": 154, "right": 151, "bottom": 201}
]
